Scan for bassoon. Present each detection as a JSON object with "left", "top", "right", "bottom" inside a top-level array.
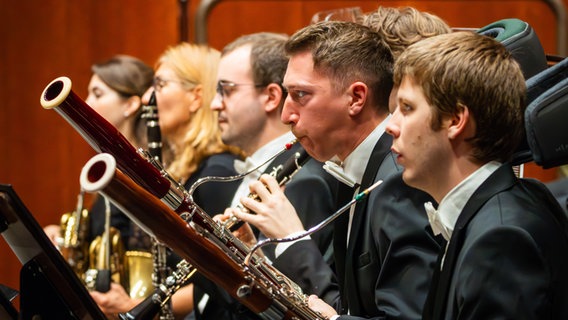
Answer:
[{"left": 41, "top": 76, "right": 324, "bottom": 320}]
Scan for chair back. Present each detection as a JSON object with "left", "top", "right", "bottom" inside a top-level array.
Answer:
[{"left": 523, "top": 58, "right": 568, "bottom": 168}]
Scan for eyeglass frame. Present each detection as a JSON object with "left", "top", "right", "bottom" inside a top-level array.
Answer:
[
  {"left": 216, "top": 80, "right": 266, "bottom": 101},
  {"left": 152, "top": 76, "right": 196, "bottom": 92}
]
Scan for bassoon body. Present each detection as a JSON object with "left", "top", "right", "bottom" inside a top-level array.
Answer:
[{"left": 41, "top": 76, "right": 324, "bottom": 320}]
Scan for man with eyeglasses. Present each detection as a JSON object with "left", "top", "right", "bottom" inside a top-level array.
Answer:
[{"left": 186, "top": 32, "right": 340, "bottom": 320}]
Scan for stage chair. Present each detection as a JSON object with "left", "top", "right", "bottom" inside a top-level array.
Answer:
[
  {"left": 523, "top": 57, "right": 568, "bottom": 169},
  {"left": 477, "top": 18, "right": 548, "bottom": 80}
]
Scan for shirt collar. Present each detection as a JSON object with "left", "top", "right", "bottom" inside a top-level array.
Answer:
[
  {"left": 248, "top": 131, "right": 296, "bottom": 173},
  {"left": 432, "top": 161, "right": 501, "bottom": 240},
  {"left": 341, "top": 115, "right": 391, "bottom": 186}
]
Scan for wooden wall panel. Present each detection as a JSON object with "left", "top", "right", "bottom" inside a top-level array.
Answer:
[
  {"left": 0, "top": 0, "right": 179, "bottom": 306},
  {"left": 195, "top": 0, "right": 561, "bottom": 54},
  {"left": 0, "top": 0, "right": 566, "bottom": 312}
]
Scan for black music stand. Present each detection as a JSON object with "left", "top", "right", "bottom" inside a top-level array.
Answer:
[
  {"left": 0, "top": 284, "right": 18, "bottom": 320},
  {"left": 0, "top": 184, "right": 106, "bottom": 320}
]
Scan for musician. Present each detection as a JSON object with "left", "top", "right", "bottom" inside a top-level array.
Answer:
[
  {"left": 90, "top": 43, "right": 241, "bottom": 319},
  {"left": 186, "top": 32, "right": 340, "bottom": 320},
  {"left": 42, "top": 55, "right": 157, "bottom": 318},
  {"left": 362, "top": 6, "right": 451, "bottom": 110},
  {"left": 44, "top": 55, "right": 154, "bottom": 251},
  {"left": 144, "top": 43, "right": 241, "bottom": 215},
  {"left": 386, "top": 31, "right": 568, "bottom": 319},
  {"left": 231, "top": 21, "right": 442, "bottom": 319}
]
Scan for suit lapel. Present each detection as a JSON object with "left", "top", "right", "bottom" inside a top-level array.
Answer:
[
  {"left": 333, "top": 182, "right": 354, "bottom": 312},
  {"left": 341, "top": 133, "right": 393, "bottom": 312},
  {"left": 429, "top": 165, "right": 516, "bottom": 319},
  {"left": 347, "top": 133, "right": 393, "bottom": 251}
]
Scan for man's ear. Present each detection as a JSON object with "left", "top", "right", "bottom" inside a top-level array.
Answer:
[
  {"left": 263, "top": 83, "right": 284, "bottom": 113},
  {"left": 447, "top": 102, "right": 470, "bottom": 139},
  {"left": 347, "top": 81, "right": 367, "bottom": 116}
]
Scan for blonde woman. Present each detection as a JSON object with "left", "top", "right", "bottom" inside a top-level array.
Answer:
[
  {"left": 91, "top": 44, "right": 241, "bottom": 319},
  {"left": 151, "top": 43, "right": 241, "bottom": 214}
]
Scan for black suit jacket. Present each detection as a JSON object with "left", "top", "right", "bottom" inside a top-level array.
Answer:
[
  {"left": 276, "top": 133, "right": 441, "bottom": 319},
  {"left": 194, "top": 145, "right": 339, "bottom": 320},
  {"left": 423, "top": 164, "right": 568, "bottom": 320},
  {"left": 168, "top": 152, "right": 241, "bottom": 269},
  {"left": 185, "top": 151, "right": 241, "bottom": 215},
  {"left": 89, "top": 152, "right": 240, "bottom": 253}
]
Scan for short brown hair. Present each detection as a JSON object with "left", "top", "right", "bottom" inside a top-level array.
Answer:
[
  {"left": 223, "top": 32, "right": 289, "bottom": 109},
  {"left": 285, "top": 21, "right": 394, "bottom": 113},
  {"left": 395, "top": 31, "right": 526, "bottom": 163}
]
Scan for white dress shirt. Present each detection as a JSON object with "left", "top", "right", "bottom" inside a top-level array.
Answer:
[
  {"left": 231, "top": 131, "right": 296, "bottom": 207},
  {"left": 425, "top": 161, "right": 501, "bottom": 267}
]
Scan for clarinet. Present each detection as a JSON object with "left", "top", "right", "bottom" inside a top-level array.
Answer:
[
  {"left": 224, "top": 146, "right": 311, "bottom": 231},
  {"left": 42, "top": 77, "right": 326, "bottom": 319},
  {"left": 120, "top": 146, "right": 312, "bottom": 320},
  {"left": 120, "top": 260, "right": 196, "bottom": 320},
  {"left": 141, "top": 91, "right": 175, "bottom": 320}
]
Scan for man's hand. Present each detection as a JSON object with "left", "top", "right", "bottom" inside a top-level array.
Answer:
[
  {"left": 308, "top": 294, "right": 338, "bottom": 319},
  {"left": 232, "top": 174, "right": 305, "bottom": 239},
  {"left": 216, "top": 210, "right": 258, "bottom": 249}
]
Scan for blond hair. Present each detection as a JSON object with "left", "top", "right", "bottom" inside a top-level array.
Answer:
[{"left": 157, "top": 43, "right": 240, "bottom": 181}]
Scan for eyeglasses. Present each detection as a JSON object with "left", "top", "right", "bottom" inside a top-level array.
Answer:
[
  {"left": 216, "top": 80, "right": 265, "bottom": 101},
  {"left": 152, "top": 77, "right": 193, "bottom": 92}
]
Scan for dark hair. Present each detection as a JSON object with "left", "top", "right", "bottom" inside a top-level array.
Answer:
[
  {"left": 223, "top": 32, "right": 290, "bottom": 109},
  {"left": 91, "top": 55, "right": 154, "bottom": 146},
  {"left": 285, "top": 21, "right": 394, "bottom": 113},
  {"left": 91, "top": 55, "right": 154, "bottom": 98}
]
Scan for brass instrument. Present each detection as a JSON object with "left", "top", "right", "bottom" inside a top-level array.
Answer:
[
  {"left": 83, "top": 196, "right": 123, "bottom": 293},
  {"left": 83, "top": 209, "right": 153, "bottom": 299},
  {"left": 121, "top": 147, "right": 310, "bottom": 320},
  {"left": 79, "top": 153, "right": 325, "bottom": 320},
  {"left": 59, "top": 190, "right": 90, "bottom": 276},
  {"left": 42, "top": 76, "right": 325, "bottom": 319}
]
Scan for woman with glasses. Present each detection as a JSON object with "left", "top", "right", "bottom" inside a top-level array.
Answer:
[
  {"left": 147, "top": 42, "right": 242, "bottom": 215},
  {"left": 88, "top": 43, "right": 242, "bottom": 319},
  {"left": 43, "top": 55, "right": 158, "bottom": 317}
]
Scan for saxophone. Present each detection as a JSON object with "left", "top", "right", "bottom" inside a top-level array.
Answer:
[
  {"left": 58, "top": 190, "right": 90, "bottom": 277},
  {"left": 84, "top": 196, "right": 126, "bottom": 293},
  {"left": 141, "top": 91, "right": 175, "bottom": 320},
  {"left": 41, "top": 76, "right": 325, "bottom": 319}
]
